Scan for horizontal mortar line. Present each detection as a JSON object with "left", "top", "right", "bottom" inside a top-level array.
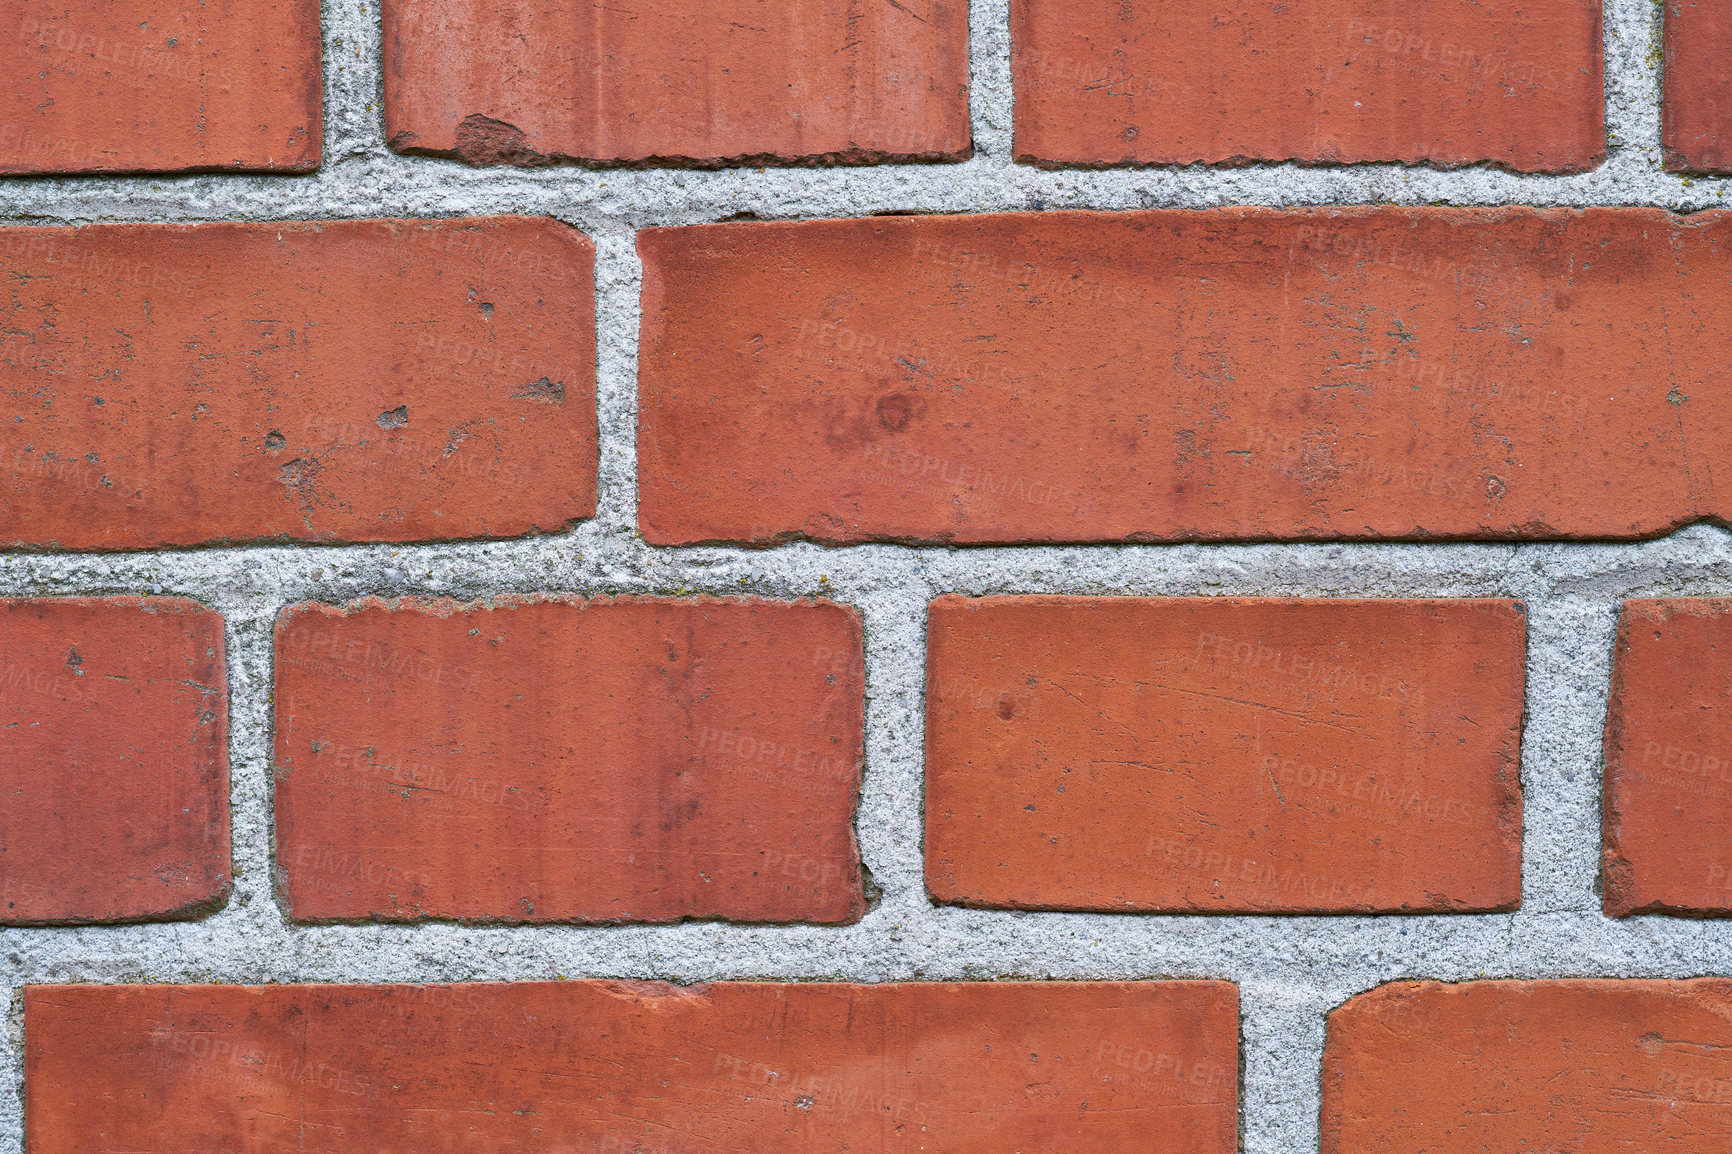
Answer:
[
  {"left": 0, "top": 523, "right": 1727, "bottom": 557},
  {"left": 1, "top": 202, "right": 1726, "bottom": 228},
  {"left": 0, "top": 156, "right": 1726, "bottom": 214},
  {"left": 0, "top": 581, "right": 1720, "bottom": 608},
  {"left": 3, "top": 953, "right": 1732, "bottom": 982},
  {"left": 0, "top": 928, "right": 1718, "bottom": 952},
  {"left": 0, "top": 920, "right": 1701, "bottom": 945},
  {"left": 0, "top": 585, "right": 1713, "bottom": 612},
  {"left": 1, "top": 184, "right": 1727, "bottom": 223},
  {"left": 0, "top": 537, "right": 1728, "bottom": 575},
  {"left": 0, "top": 907, "right": 1713, "bottom": 935}
]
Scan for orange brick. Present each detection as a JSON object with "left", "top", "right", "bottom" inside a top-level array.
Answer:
[
  {"left": 925, "top": 596, "right": 1525, "bottom": 913},
  {"left": 1603, "top": 599, "right": 1732, "bottom": 916},
  {"left": 1664, "top": 0, "right": 1732, "bottom": 171},
  {"left": 0, "top": 597, "right": 228, "bottom": 923},
  {"left": 27, "top": 981, "right": 1239, "bottom": 1153},
  {"left": 638, "top": 209, "right": 1732, "bottom": 545},
  {"left": 1013, "top": 0, "right": 1603, "bottom": 171},
  {"left": 382, "top": 0, "right": 969, "bottom": 166},
  {"left": 1324, "top": 980, "right": 1732, "bottom": 1152},
  {"left": 274, "top": 596, "right": 866, "bottom": 924},
  {"left": 0, "top": 218, "right": 595, "bottom": 550},
  {"left": 3, "top": 1, "right": 320, "bottom": 173}
]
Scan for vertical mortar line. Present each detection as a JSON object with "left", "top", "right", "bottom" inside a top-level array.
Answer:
[
  {"left": 1515, "top": 594, "right": 1621, "bottom": 917},
  {"left": 590, "top": 231, "right": 644, "bottom": 538},
  {"left": 854, "top": 574, "right": 938, "bottom": 916},
  {"left": 221, "top": 606, "right": 292, "bottom": 936},
  {"left": 0, "top": 985, "right": 17, "bottom": 1154},
  {"left": 1240, "top": 980, "right": 1332, "bottom": 1154},
  {"left": 969, "top": 0, "right": 1015, "bottom": 163},
  {"left": 1602, "top": 0, "right": 1664, "bottom": 170},
  {"left": 322, "top": 0, "right": 389, "bottom": 164}
]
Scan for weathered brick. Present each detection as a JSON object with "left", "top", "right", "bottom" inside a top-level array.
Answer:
[
  {"left": 27, "top": 980, "right": 1238, "bottom": 1153},
  {"left": 1665, "top": 0, "right": 1732, "bottom": 172},
  {"left": 926, "top": 596, "right": 1524, "bottom": 913},
  {"left": 3, "top": 1, "right": 320, "bottom": 173},
  {"left": 1012, "top": 0, "right": 1603, "bottom": 171},
  {"left": 638, "top": 209, "right": 1732, "bottom": 545},
  {"left": 0, "top": 597, "right": 227, "bottom": 923},
  {"left": 275, "top": 596, "right": 865, "bottom": 923},
  {"left": 0, "top": 217, "right": 595, "bottom": 550},
  {"left": 381, "top": 0, "right": 969, "bottom": 167},
  {"left": 1602, "top": 598, "right": 1732, "bottom": 916},
  {"left": 1324, "top": 980, "right": 1732, "bottom": 1152}
]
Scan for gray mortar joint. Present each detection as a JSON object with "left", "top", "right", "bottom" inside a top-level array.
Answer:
[{"left": 0, "top": 1, "right": 1730, "bottom": 1152}]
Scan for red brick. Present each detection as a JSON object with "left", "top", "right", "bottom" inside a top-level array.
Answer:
[
  {"left": 0, "top": 598, "right": 228, "bottom": 923},
  {"left": 1012, "top": 0, "right": 1603, "bottom": 171},
  {"left": 275, "top": 596, "right": 865, "bottom": 924},
  {"left": 381, "top": 0, "right": 969, "bottom": 167},
  {"left": 3, "top": 1, "right": 320, "bottom": 174},
  {"left": 26, "top": 980, "right": 1237, "bottom": 1153},
  {"left": 926, "top": 596, "right": 1524, "bottom": 913},
  {"left": 0, "top": 217, "right": 596, "bottom": 550},
  {"left": 1602, "top": 599, "right": 1732, "bottom": 916},
  {"left": 1323, "top": 980, "right": 1732, "bottom": 1152},
  {"left": 1664, "top": 0, "right": 1732, "bottom": 171},
  {"left": 638, "top": 209, "right": 1732, "bottom": 545}
]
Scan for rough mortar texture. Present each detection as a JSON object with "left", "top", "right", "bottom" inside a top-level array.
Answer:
[{"left": 0, "top": 1, "right": 1728, "bottom": 1151}]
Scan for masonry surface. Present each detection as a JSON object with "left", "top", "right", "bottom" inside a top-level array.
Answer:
[{"left": 2, "top": 0, "right": 1732, "bottom": 1152}]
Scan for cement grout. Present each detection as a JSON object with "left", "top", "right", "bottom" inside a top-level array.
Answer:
[{"left": 1, "top": 0, "right": 1730, "bottom": 1150}]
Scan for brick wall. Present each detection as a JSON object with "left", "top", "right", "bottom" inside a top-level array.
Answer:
[{"left": 2, "top": 0, "right": 1731, "bottom": 1151}]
